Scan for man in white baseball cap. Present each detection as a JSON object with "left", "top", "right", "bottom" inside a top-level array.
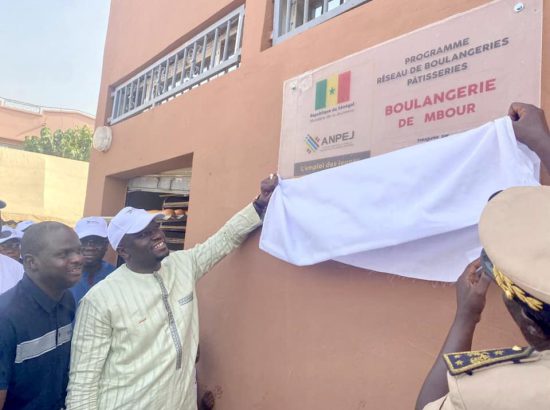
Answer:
[
  {"left": 0, "top": 200, "right": 24, "bottom": 294},
  {"left": 105, "top": 207, "right": 164, "bottom": 251},
  {"left": 0, "top": 227, "right": 23, "bottom": 262},
  {"left": 70, "top": 216, "right": 115, "bottom": 304},
  {"left": 67, "top": 175, "right": 278, "bottom": 410}
]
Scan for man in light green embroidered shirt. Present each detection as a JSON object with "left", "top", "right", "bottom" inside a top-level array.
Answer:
[{"left": 66, "top": 176, "right": 278, "bottom": 410}]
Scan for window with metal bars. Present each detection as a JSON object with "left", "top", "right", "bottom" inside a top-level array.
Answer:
[
  {"left": 273, "top": 0, "right": 370, "bottom": 44},
  {"left": 109, "top": 5, "right": 245, "bottom": 125}
]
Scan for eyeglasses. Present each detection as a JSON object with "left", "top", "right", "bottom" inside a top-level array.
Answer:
[{"left": 80, "top": 238, "right": 107, "bottom": 248}]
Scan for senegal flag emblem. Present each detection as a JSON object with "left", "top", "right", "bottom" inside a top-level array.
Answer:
[{"left": 314, "top": 71, "right": 351, "bottom": 110}]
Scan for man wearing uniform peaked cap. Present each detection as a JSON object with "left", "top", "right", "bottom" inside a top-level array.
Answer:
[
  {"left": 416, "top": 103, "right": 550, "bottom": 410},
  {"left": 418, "top": 187, "right": 550, "bottom": 409}
]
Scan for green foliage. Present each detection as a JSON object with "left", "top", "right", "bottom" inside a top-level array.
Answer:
[{"left": 23, "top": 126, "right": 93, "bottom": 161}]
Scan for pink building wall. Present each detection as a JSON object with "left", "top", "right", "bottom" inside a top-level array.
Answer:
[{"left": 85, "top": 1, "right": 550, "bottom": 408}]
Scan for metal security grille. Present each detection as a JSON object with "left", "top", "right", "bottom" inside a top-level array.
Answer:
[
  {"left": 273, "top": 0, "right": 369, "bottom": 44},
  {"left": 109, "top": 5, "right": 245, "bottom": 125}
]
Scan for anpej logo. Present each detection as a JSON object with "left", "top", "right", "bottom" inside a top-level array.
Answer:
[
  {"left": 314, "top": 71, "right": 351, "bottom": 110},
  {"left": 305, "top": 131, "right": 355, "bottom": 154},
  {"left": 305, "top": 134, "right": 320, "bottom": 154}
]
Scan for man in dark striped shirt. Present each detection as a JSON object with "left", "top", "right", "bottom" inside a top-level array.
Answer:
[{"left": 0, "top": 222, "right": 83, "bottom": 410}]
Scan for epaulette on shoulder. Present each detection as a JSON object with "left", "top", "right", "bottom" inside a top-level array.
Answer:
[{"left": 443, "top": 346, "right": 534, "bottom": 376}]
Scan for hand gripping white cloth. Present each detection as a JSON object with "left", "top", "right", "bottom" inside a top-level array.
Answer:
[{"left": 260, "top": 117, "right": 540, "bottom": 281}]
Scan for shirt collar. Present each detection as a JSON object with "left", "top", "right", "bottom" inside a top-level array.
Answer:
[
  {"left": 82, "top": 260, "right": 108, "bottom": 277},
  {"left": 21, "top": 274, "right": 74, "bottom": 313}
]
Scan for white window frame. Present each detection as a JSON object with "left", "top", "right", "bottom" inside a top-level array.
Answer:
[
  {"left": 273, "top": 0, "right": 370, "bottom": 44},
  {"left": 109, "top": 5, "right": 245, "bottom": 125}
]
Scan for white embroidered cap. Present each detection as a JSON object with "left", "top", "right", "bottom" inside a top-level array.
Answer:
[
  {"left": 107, "top": 207, "right": 164, "bottom": 250},
  {"left": 0, "top": 227, "right": 22, "bottom": 244},
  {"left": 16, "top": 220, "right": 34, "bottom": 232},
  {"left": 75, "top": 216, "right": 108, "bottom": 239}
]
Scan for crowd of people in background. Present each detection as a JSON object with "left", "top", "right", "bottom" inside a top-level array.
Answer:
[
  {"left": 0, "top": 175, "right": 277, "bottom": 410},
  {"left": 0, "top": 216, "right": 113, "bottom": 297},
  {"left": 0, "top": 217, "right": 29, "bottom": 293}
]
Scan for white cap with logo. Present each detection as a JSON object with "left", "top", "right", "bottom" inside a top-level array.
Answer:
[
  {"left": 107, "top": 207, "right": 164, "bottom": 250},
  {"left": 0, "top": 226, "right": 23, "bottom": 244},
  {"left": 16, "top": 220, "right": 34, "bottom": 232},
  {"left": 75, "top": 216, "right": 108, "bottom": 240}
]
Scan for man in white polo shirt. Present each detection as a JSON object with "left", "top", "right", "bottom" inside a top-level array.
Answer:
[
  {"left": 0, "top": 200, "right": 23, "bottom": 295},
  {"left": 66, "top": 175, "right": 278, "bottom": 410}
]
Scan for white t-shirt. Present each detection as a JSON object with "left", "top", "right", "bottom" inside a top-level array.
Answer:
[{"left": 0, "top": 254, "right": 24, "bottom": 294}]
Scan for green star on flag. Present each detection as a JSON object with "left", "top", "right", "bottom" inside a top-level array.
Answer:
[{"left": 314, "top": 71, "right": 351, "bottom": 110}]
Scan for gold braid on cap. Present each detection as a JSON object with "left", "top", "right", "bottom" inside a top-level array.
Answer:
[{"left": 493, "top": 266, "right": 544, "bottom": 312}]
